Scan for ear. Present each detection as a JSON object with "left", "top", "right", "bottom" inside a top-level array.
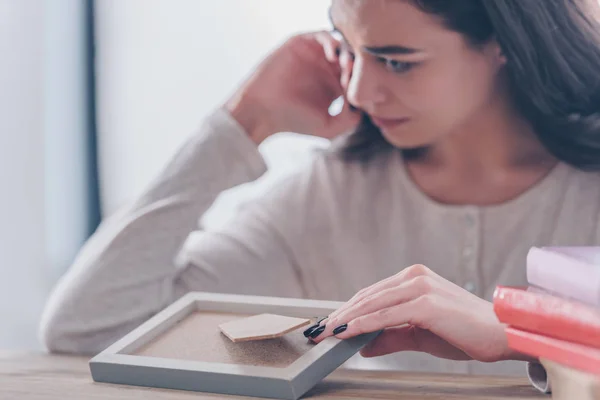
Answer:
[{"left": 488, "top": 39, "right": 507, "bottom": 67}]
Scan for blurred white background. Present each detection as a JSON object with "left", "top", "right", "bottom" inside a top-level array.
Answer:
[
  {"left": 95, "top": 0, "right": 331, "bottom": 227},
  {"left": 0, "top": 0, "right": 331, "bottom": 349},
  {"left": 0, "top": 0, "right": 47, "bottom": 351}
]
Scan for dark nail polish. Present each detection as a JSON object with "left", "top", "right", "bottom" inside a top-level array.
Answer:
[
  {"left": 309, "top": 325, "right": 326, "bottom": 339},
  {"left": 335, "top": 47, "right": 341, "bottom": 57},
  {"left": 333, "top": 324, "right": 348, "bottom": 335},
  {"left": 317, "top": 317, "right": 328, "bottom": 325},
  {"left": 349, "top": 104, "right": 358, "bottom": 112},
  {"left": 303, "top": 324, "right": 320, "bottom": 337}
]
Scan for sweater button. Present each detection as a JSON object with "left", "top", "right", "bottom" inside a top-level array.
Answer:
[
  {"left": 465, "top": 214, "right": 475, "bottom": 227},
  {"left": 464, "top": 281, "right": 477, "bottom": 293},
  {"left": 463, "top": 246, "right": 474, "bottom": 257}
]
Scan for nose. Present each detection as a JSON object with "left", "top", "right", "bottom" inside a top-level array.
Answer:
[{"left": 345, "top": 57, "right": 388, "bottom": 110}]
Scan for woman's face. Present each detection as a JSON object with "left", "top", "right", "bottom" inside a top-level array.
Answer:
[{"left": 330, "top": 0, "right": 506, "bottom": 149}]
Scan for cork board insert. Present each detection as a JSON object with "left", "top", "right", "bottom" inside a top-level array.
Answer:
[{"left": 134, "top": 311, "right": 317, "bottom": 368}]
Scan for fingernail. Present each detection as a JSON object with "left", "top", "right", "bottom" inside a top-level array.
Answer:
[
  {"left": 303, "top": 324, "right": 320, "bottom": 337},
  {"left": 304, "top": 316, "right": 328, "bottom": 337},
  {"left": 335, "top": 47, "right": 341, "bottom": 57},
  {"left": 333, "top": 324, "right": 348, "bottom": 335},
  {"left": 309, "top": 325, "right": 326, "bottom": 339}
]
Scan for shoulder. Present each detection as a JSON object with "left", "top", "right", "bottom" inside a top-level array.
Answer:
[
  {"left": 554, "top": 163, "right": 600, "bottom": 236},
  {"left": 267, "top": 148, "right": 396, "bottom": 202},
  {"left": 565, "top": 163, "right": 600, "bottom": 182},
  {"left": 237, "top": 148, "right": 399, "bottom": 222},
  {"left": 561, "top": 163, "right": 600, "bottom": 197}
]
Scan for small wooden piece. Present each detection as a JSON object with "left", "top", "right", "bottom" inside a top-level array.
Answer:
[{"left": 219, "top": 313, "right": 311, "bottom": 342}]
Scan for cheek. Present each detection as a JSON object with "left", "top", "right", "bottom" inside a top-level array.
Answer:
[
  {"left": 452, "top": 56, "right": 500, "bottom": 110},
  {"left": 395, "top": 58, "right": 498, "bottom": 125}
]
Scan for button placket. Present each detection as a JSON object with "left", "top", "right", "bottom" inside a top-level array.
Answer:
[
  {"left": 463, "top": 281, "right": 477, "bottom": 294},
  {"left": 462, "top": 208, "right": 480, "bottom": 295},
  {"left": 462, "top": 246, "right": 474, "bottom": 258}
]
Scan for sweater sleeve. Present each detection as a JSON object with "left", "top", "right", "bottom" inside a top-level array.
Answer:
[{"left": 39, "top": 108, "right": 307, "bottom": 354}]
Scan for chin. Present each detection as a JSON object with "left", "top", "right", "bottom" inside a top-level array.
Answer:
[{"left": 380, "top": 128, "right": 434, "bottom": 150}]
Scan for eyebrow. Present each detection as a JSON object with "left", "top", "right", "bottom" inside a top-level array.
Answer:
[
  {"left": 328, "top": 9, "right": 423, "bottom": 56},
  {"left": 363, "top": 45, "right": 421, "bottom": 55}
]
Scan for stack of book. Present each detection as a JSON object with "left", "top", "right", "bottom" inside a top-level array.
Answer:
[{"left": 493, "top": 246, "right": 600, "bottom": 399}]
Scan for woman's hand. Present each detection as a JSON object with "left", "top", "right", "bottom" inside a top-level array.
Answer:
[
  {"left": 225, "top": 32, "right": 360, "bottom": 144},
  {"left": 309, "top": 264, "right": 533, "bottom": 363}
]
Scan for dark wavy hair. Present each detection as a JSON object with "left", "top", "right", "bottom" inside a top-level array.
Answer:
[{"left": 340, "top": 0, "right": 600, "bottom": 170}]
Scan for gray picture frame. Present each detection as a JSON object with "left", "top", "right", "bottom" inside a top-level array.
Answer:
[{"left": 89, "top": 292, "right": 380, "bottom": 400}]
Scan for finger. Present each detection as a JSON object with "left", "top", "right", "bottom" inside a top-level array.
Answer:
[
  {"left": 289, "top": 33, "right": 340, "bottom": 80},
  {"left": 316, "top": 59, "right": 342, "bottom": 91},
  {"left": 330, "top": 265, "right": 432, "bottom": 317},
  {"left": 327, "top": 275, "right": 445, "bottom": 332},
  {"left": 326, "top": 265, "right": 443, "bottom": 326},
  {"left": 313, "top": 33, "right": 342, "bottom": 83},
  {"left": 332, "top": 295, "right": 505, "bottom": 362},
  {"left": 359, "top": 325, "right": 471, "bottom": 360},
  {"left": 316, "top": 97, "right": 361, "bottom": 139},
  {"left": 314, "top": 276, "right": 434, "bottom": 342},
  {"left": 339, "top": 51, "right": 353, "bottom": 91},
  {"left": 330, "top": 294, "right": 442, "bottom": 341},
  {"left": 314, "top": 279, "right": 442, "bottom": 344},
  {"left": 314, "top": 31, "right": 340, "bottom": 63}
]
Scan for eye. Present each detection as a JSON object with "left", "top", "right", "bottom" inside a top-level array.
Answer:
[{"left": 381, "top": 58, "right": 416, "bottom": 74}]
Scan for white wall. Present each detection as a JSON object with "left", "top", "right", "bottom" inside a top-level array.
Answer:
[
  {"left": 0, "top": 0, "right": 47, "bottom": 350},
  {"left": 95, "top": 0, "right": 331, "bottom": 226},
  {"left": 0, "top": 0, "right": 91, "bottom": 350}
]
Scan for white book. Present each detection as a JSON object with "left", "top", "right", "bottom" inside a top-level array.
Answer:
[{"left": 526, "top": 246, "right": 600, "bottom": 307}]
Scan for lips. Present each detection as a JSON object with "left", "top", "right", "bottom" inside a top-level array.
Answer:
[{"left": 370, "top": 115, "right": 410, "bottom": 130}]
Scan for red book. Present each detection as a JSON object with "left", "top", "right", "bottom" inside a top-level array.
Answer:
[
  {"left": 493, "top": 286, "right": 600, "bottom": 348},
  {"left": 505, "top": 327, "right": 600, "bottom": 376}
]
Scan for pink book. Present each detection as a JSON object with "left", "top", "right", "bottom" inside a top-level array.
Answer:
[
  {"left": 493, "top": 286, "right": 600, "bottom": 349},
  {"left": 505, "top": 327, "right": 600, "bottom": 375},
  {"left": 527, "top": 247, "right": 600, "bottom": 307}
]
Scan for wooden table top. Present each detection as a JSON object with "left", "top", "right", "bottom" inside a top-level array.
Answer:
[{"left": 0, "top": 351, "right": 545, "bottom": 399}]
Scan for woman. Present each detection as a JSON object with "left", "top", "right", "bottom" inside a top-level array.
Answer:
[{"left": 40, "top": 0, "right": 600, "bottom": 388}]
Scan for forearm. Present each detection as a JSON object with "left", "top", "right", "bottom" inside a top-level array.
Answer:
[{"left": 39, "top": 108, "right": 268, "bottom": 354}]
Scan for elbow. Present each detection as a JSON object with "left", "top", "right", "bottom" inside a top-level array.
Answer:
[
  {"left": 38, "top": 308, "right": 117, "bottom": 356},
  {"left": 39, "top": 320, "right": 67, "bottom": 354},
  {"left": 38, "top": 304, "right": 87, "bottom": 355},
  {"left": 38, "top": 288, "right": 103, "bottom": 355},
  {"left": 38, "top": 311, "right": 73, "bottom": 354},
  {"left": 38, "top": 277, "right": 80, "bottom": 353},
  {"left": 38, "top": 288, "right": 151, "bottom": 355}
]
